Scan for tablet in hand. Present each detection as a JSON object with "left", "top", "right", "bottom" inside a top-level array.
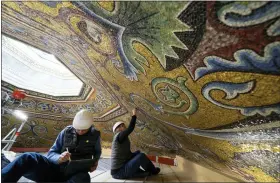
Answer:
[{"left": 64, "top": 159, "right": 97, "bottom": 177}]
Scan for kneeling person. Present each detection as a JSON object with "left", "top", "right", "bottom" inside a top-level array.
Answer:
[
  {"left": 111, "top": 108, "right": 160, "bottom": 179},
  {"left": 1, "top": 109, "right": 101, "bottom": 183}
]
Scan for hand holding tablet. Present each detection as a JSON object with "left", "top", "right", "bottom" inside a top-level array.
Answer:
[{"left": 64, "top": 158, "right": 97, "bottom": 177}]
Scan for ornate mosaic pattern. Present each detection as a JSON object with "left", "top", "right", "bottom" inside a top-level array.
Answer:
[
  {"left": 1, "top": 114, "right": 72, "bottom": 148},
  {"left": 1, "top": 1, "right": 121, "bottom": 120},
  {"left": 1, "top": 1, "right": 280, "bottom": 182},
  {"left": 2, "top": 81, "right": 92, "bottom": 102}
]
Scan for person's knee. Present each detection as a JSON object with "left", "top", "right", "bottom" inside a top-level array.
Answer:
[
  {"left": 19, "top": 153, "right": 44, "bottom": 168},
  {"left": 20, "top": 153, "right": 37, "bottom": 162},
  {"left": 139, "top": 153, "right": 147, "bottom": 159}
]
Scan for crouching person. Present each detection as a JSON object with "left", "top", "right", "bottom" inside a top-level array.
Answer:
[
  {"left": 111, "top": 108, "right": 160, "bottom": 179},
  {"left": 1, "top": 109, "right": 101, "bottom": 183}
]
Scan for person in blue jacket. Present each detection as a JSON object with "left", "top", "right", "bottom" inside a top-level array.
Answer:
[{"left": 1, "top": 109, "right": 101, "bottom": 183}]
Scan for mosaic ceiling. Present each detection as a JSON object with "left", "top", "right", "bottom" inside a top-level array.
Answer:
[{"left": 1, "top": 1, "right": 280, "bottom": 182}]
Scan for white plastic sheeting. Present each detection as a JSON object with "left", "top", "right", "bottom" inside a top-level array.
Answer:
[{"left": 2, "top": 35, "right": 83, "bottom": 96}]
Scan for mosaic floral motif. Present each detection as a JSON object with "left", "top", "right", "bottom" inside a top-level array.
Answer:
[
  {"left": 94, "top": 92, "right": 113, "bottom": 110},
  {"left": 4, "top": 90, "right": 119, "bottom": 120},
  {"left": 197, "top": 42, "right": 280, "bottom": 116},
  {"left": 196, "top": 42, "right": 280, "bottom": 80},
  {"left": 129, "top": 77, "right": 198, "bottom": 118},
  {"left": 159, "top": 85, "right": 180, "bottom": 103},
  {"left": 2, "top": 116, "right": 70, "bottom": 147},
  {"left": 2, "top": 1, "right": 280, "bottom": 181},
  {"left": 1, "top": 81, "right": 92, "bottom": 102},
  {"left": 217, "top": 1, "right": 280, "bottom": 36},
  {"left": 74, "top": 1, "right": 206, "bottom": 80},
  {"left": 21, "top": 100, "right": 37, "bottom": 109},
  {"left": 202, "top": 80, "right": 280, "bottom": 116},
  {"left": 12, "top": 120, "right": 51, "bottom": 141},
  {"left": 50, "top": 104, "right": 61, "bottom": 113},
  {"left": 1, "top": 2, "right": 120, "bottom": 118},
  {"left": 151, "top": 77, "right": 198, "bottom": 118},
  {"left": 37, "top": 102, "right": 51, "bottom": 111},
  {"left": 267, "top": 19, "right": 280, "bottom": 37}
]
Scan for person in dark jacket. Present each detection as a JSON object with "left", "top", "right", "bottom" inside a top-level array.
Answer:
[
  {"left": 111, "top": 108, "right": 160, "bottom": 179},
  {"left": 1, "top": 109, "right": 101, "bottom": 183}
]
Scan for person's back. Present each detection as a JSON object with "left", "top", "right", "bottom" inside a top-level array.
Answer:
[
  {"left": 110, "top": 108, "right": 160, "bottom": 179},
  {"left": 111, "top": 131, "right": 133, "bottom": 170}
]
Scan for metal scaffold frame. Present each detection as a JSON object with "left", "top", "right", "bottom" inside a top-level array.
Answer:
[
  {"left": 1, "top": 90, "right": 27, "bottom": 151},
  {"left": 2, "top": 119, "right": 27, "bottom": 151}
]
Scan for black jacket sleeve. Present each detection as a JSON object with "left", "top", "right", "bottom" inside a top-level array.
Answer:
[{"left": 117, "top": 115, "right": 137, "bottom": 143}]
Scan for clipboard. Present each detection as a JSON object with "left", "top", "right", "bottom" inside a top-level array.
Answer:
[{"left": 64, "top": 158, "right": 97, "bottom": 177}]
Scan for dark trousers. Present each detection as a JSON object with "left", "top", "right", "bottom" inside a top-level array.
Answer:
[
  {"left": 1, "top": 152, "right": 90, "bottom": 183},
  {"left": 1, "top": 153, "right": 11, "bottom": 169},
  {"left": 112, "top": 151, "right": 156, "bottom": 179}
]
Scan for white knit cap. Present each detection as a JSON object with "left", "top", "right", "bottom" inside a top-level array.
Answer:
[
  {"left": 113, "top": 121, "right": 124, "bottom": 133},
  {"left": 73, "top": 109, "right": 93, "bottom": 130}
]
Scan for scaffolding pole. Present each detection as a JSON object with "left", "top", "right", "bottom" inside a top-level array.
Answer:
[{"left": 2, "top": 119, "right": 27, "bottom": 151}]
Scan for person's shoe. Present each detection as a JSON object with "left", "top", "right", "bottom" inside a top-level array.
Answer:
[{"left": 152, "top": 167, "right": 160, "bottom": 175}]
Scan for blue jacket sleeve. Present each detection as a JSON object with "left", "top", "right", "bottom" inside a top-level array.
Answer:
[
  {"left": 46, "top": 128, "right": 65, "bottom": 164},
  {"left": 95, "top": 136, "right": 102, "bottom": 160}
]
